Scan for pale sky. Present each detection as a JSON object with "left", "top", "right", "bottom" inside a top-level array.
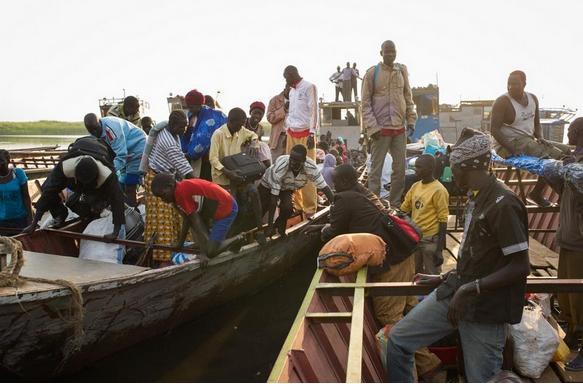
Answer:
[{"left": 1, "top": 0, "right": 582, "bottom": 122}]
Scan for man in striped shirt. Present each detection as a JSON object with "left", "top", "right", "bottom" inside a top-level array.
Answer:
[
  {"left": 149, "top": 121, "right": 194, "bottom": 179},
  {"left": 259, "top": 144, "right": 333, "bottom": 237},
  {"left": 283, "top": 65, "right": 320, "bottom": 218},
  {"left": 143, "top": 111, "right": 194, "bottom": 263}
]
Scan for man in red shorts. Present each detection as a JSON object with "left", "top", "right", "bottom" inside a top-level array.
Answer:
[{"left": 150, "top": 173, "right": 243, "bottom": 265}]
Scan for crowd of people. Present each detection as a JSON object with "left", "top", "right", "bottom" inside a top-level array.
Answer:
[{"left": 1, "top": 38, "right": 582, "bottom": 381}]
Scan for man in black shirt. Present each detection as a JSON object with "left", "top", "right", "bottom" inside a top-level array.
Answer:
[
  {"left": 386, "top": 129, "right": 530, "bottom": 382},
  {"left": 22, "top": 152, "right": 126, "bottom": 239}
]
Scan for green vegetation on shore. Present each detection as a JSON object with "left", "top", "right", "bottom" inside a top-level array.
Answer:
[{"left": 0, "top": 120, "right": 86, "bottom": 135}]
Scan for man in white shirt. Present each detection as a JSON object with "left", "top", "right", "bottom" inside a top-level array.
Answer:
[
  {"left": 283, "top": 65, "right": 320, "bottom": 217},
  {"left": 329, "top": 66, "right": 342, "bottom": 102},
  {"left": 260, "top": 144, "right": 334, "bottom": 237},
  {"left": 341, "top": 62, "right": 355, "bottom": 102}
]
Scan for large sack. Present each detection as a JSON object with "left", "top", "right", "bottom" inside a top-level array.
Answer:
[
  {"left": 318, "top": 233, "right": 386, "bottom": 276},
  {"left": 508, "top": 303, "right": 560, "bottom": 379}
]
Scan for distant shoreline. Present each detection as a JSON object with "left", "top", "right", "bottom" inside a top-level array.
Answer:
[{"left": 0, "top": 121, "right": 85, "bottom": 135}]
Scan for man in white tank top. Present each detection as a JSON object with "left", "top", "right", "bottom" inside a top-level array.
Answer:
[{"left": 491, "top": 70, "right": 571, "bottom": 206}]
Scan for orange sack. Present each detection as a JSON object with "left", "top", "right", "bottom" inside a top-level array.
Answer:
[{"left": 318, "top": 233, "right": 387, "bottom": 276}]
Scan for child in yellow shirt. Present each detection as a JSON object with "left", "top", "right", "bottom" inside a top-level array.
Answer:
[{"left": 401, "top": 154, "right": 449, "bottom": 273}]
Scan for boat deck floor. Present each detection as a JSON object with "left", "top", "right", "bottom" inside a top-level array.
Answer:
[{"left": 0, "top": 251, "right": 150, "bottom": 296}]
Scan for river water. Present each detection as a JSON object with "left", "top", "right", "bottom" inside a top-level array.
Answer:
[
  {"left": 0, "top": 135, "right": 81, "bottom": 150},
  {"left": 0, "top": 134, "right": 316, "bottom": 382},
  {"left": 67, "top": 254, "right": 316, "bottom": 382}
]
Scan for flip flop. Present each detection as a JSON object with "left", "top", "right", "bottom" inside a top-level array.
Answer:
[{"left": 566, "top": 354, "right": 583, "bottom": 372}]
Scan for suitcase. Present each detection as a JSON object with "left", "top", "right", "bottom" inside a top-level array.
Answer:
[{"left": 221, "top": 152, "right": 266, "bottom": 182}]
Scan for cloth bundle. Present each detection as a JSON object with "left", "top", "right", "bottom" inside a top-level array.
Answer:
[{"left": 317, "top": 233, "right": 386, "bottom": 276}]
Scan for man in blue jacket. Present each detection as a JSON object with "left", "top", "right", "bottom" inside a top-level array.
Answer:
[{"left": 84, "top": 113, "right": 146, "bottom": 206}]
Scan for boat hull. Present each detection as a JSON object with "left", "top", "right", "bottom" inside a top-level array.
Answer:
[{"left": 0, "top": 211, "right": 328, "bottom": 378}]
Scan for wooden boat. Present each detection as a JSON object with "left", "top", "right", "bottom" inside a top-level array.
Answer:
[
  {"left": 269, "top": 268, "right": 583, "bottom": 383},
  {"left": 269, "top": 166, "right": 583, "bottom": 383},
  {"left": 0, "top": 208, "right": 329, "bottom": 378},
  {"left": 8, "top": 146, "right": 65, "bottom": 180}
]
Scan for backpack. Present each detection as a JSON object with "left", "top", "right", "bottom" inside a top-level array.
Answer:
[
  {"left": 62, "top": 136, "right": 116, "bottom": 169},
  {"left": 381, "top": 210, "right": 422, "bottom": 265}
]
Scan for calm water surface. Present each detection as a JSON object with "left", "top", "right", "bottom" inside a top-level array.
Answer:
[
  {"left": 0, "top": 135, "right": 80, "bottom": 150},
  {"left": 64, "top": 254, "right": 316, "bottom": 382}
]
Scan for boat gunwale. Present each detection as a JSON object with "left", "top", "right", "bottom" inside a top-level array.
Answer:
[{"left": 0, "top": 206, "right": 330, "bottom": 304}]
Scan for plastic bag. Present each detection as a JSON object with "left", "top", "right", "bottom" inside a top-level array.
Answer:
[
  {"left": 422, "top": 131, "right": 446, "bottom": 156},
  {"left": 508, "top": 303, "right": 560, "bottom": 378},
  {"left": 528, "top": 293, "right": 552, "bottom": 318},
  {"left": 491, "top": 152, "right": 552, "bottom": 176},
  {"left": 79, "top": 214, "right": 125, "bottom": 264},
  {"left": 553, "top": 338, "right": 570, "bottom": 363}
]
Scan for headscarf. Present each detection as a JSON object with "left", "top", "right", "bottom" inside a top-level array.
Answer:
[
  {"left": 450, "top": 130, "right": 492, "bottom": 170},
  {"left": 249, "top": 101, "right": 266, "bottom": 112},
  {"left": 185, "top": 89, "right": 205, "bottom": 107},
  {"left": 322, "top": 154, "right": 337, "bottom": 190}
]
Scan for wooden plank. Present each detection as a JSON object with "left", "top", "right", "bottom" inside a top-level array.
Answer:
[
  {"left": 549, "top": 269, "right": 558, "bottom": 277},
  {"left": 289, "top": 349, "right": 320, "bottom": 383},
  {"left": 316, "top": 279, "right": 583, "bottom": 297},
  {"left": 306, "top": 312, "right": 352, "bottom": 323},
  {"left": 310, "top": 322, "right": 347, "bottom": 381},
  {"left": 529, "top": 236, "right": 559, "bottom": 268},
  {"left": 345, "top": 268, "right": 367, "bottom": 383},
  {"left": 535, "top": 269, "right": 552, "bottom": 277},
  {"left": 546, "top": 256, "right": 559, "bottom": 270},
  {"left": 268, "top": 269, "right": 324, "bottom": 383},
  {"left": 0, "top": 251, "right": 149, "bottom": 296}
]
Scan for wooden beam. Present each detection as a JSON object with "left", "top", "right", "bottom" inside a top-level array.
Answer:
[
  {"left": 306, "top": 312, "right": 352, "bottom": 323},
  {"left": 504, "top": 179, "right": 538, "bottom": 185},
  {"left": 316, "top": 279, "right": 583, "bottom": 297},
  {"left": 42, "top": 228, "right": 202, "bottom": 254},
  {"left": 346, "top": 268, "right": 367, "bottom": 383}
]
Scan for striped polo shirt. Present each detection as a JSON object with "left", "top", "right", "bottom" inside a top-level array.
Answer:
[
  {"left": 148, "top": 128, "right": 193, "bottom": 177},
  {"left": 260, "top": 155, "right": 328, "bottom": 196}
]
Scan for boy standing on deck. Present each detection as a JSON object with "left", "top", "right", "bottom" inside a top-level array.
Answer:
[
  {"left": 150, "top": 173, "right": 243, "bottom": 265},
  {"left": 400, "top": 154, "right": 449, "bottom": 274}
]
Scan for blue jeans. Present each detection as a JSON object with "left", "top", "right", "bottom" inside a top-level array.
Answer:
[
  {"left": 209, "top": 200, "right": 238, "bottom": 243},
  {"left": 387, "top": 290, "right": 506, "bottom": 382}
]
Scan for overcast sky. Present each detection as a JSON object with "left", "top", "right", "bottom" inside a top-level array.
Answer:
[{"left": 1, "top": 0, "right": 581, "bottom": 122}]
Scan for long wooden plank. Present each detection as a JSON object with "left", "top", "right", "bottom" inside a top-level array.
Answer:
[
  {"left": 268, "top": 268, "right": 324, "bottom": 383},
  {"left": 346, "top": 267, "right": 367, "bottom": 383},
  {"left": 316, "top": 279, "right": 583, "bottom": 297}
]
